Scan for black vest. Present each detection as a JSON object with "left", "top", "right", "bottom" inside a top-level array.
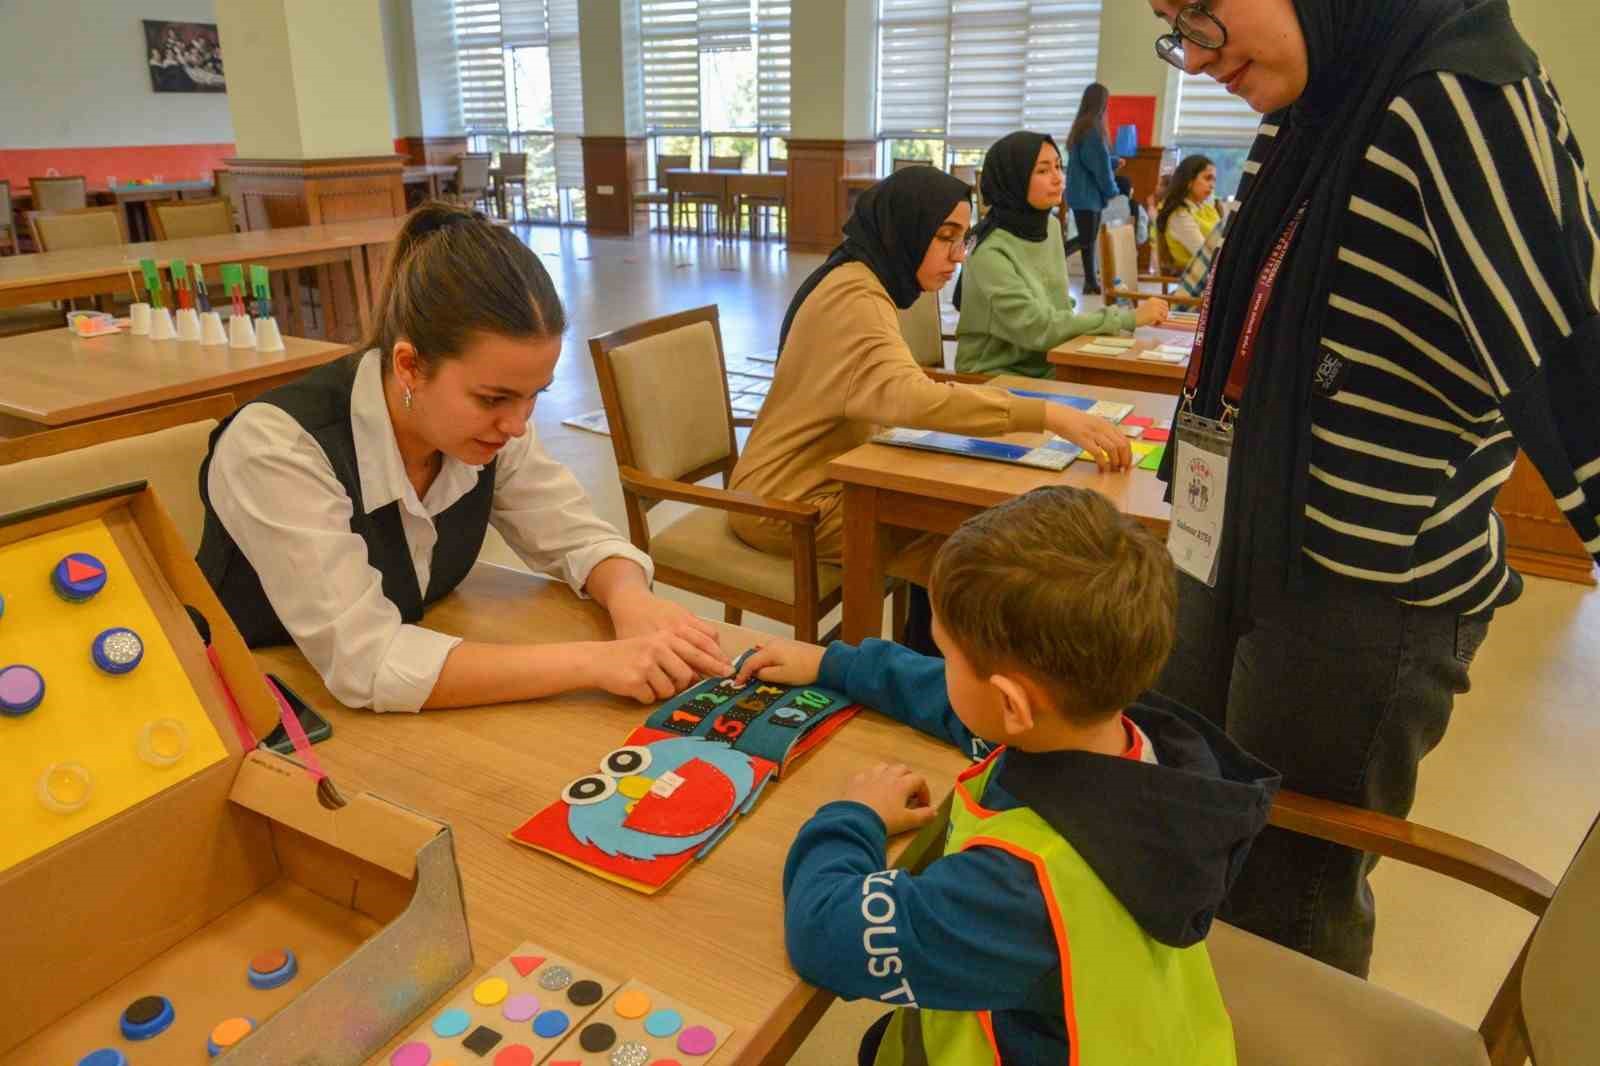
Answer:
[{"left": 197, "top": 355, "right": 496, "bottom": 647}]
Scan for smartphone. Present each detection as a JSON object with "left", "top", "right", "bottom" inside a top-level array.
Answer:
[{"left": 261, "top": 674, "right": 333, "bottom": 756}]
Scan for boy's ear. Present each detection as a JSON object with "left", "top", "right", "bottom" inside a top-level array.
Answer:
[{"left": 988, "top": 672, "right": 1037, "bottom": 737}]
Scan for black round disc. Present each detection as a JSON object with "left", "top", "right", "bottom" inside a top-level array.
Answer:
[
  {"left": 578, "top": 1022, "right": 616, "bottom": 1052},
  {"left": 566, "top": 979, "right": 604, "bottom": 1006},
  {"left": 123, "top": 996, "right": 166, "bottom": 1025}
]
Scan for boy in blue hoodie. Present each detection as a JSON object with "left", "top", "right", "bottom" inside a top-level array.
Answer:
[{"left": 735, "top": 486, "right": 1279, "bottom": 1065}]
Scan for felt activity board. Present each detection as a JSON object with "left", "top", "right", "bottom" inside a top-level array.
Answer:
[
  {"left": 1007, "top": 388, "right": 1137, "bottom": 424},
  {"left": 391, "top": 942, "right": 620, "bottom": 1064},
  {"left": 545, "top": 978, "right": 733, "bottom": 1064},
  {"left": 642, "top": 651, "right": 860, "bottom": 777},
  {"left": 510, "top": 727, "right": 777, "bottom": 894},
  {"left": 1071, "top": 439, "right": 1165, "bottom": 470},
  {"left": 873, "top": 428, "right": 1083, "bottom": 471},
  {"left": 0, "top": 519, "right": 228, "bottom": 872}
]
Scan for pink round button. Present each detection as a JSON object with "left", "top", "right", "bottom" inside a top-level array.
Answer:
[
  {"left": 676, "top": 1025, "right": 717, "bottom": 1056},
  {"left": 390, "top": 1042, "right": 431, "bottom": 1066},
  {"left": 503, "top": 992, "right": 540, "bottom": 1022}
]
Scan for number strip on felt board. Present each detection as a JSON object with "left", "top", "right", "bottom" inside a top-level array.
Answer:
[
  {"left": 645, "top": 670, "right": 853, "bottom": 773},
  {"left": 390, "top": 942, "right": 620, "bottom": 1064},
  {"left": 545, "top": 977, "right": 734, "bottom": 1065}
]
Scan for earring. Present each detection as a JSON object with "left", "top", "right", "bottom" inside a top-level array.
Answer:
[{"left": 403, "top": 387, "right": 413, "bottom": 411}]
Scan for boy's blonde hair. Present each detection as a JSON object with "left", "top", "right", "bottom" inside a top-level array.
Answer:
[{"left": 930, "top": 487, "right": 1177, "bottom": 720}]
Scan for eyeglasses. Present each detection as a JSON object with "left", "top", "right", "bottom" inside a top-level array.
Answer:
[{"left": 1155, "top": 3, "right": 1228, "bottom": 70}]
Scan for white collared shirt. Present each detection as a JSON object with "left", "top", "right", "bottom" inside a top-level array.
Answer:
[{"left": 207, "top": 350, "right": 652, "bottom": 712}]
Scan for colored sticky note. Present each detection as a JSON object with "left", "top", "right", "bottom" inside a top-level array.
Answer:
[{"left": 1139, "top": 444, "right": 1167, "bottom": 471}]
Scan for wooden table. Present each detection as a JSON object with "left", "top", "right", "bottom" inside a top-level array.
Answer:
[
  {"left": 1048, "top": 329, "right": 1195, "bottom": 395},
  {"left": 0, "top": 327, "right": 352, "bottom": 437},
  {"left": 0, "top": 217, "right": 400, "bottom": 344},
  {"left": 252, "top": 564, "right": 970, "bottom": 1066},
  {"left": 403, "top": 164, "right": 459, "bottom": 201},
  {"left": 108, "top": 180, "right": 215, "bottom": 241},
  {"left": 664, "top": 169, "right": 786, "bottom": 239},
  {"left": 829, "top": 375, "right": 1176, "bottom": 643}
]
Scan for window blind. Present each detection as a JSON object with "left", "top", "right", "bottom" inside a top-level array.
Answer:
[
  {"left": 699, "top": 0, "right": 753, "bottom": 51},
  {"left": 1173, "top": 71, "right": 1261, "bottom": 145},
  {"left": 641, "top": 0, "right": 702, "bottom": 132},
  {"left": 414, "top": 0, "right": 465, "bottom": 135},
  {"left": 877, "top": 0, "right": 950, "bottom": 138},
  {"left": 498, "top": 0, "right": 548, "bottom": 48},
  {"left": 757, "top": 0, "right": 791, "bottom": 135},
  {"left": 451, "top": 0, "right": 508, "bottom": 131},
  {"left": 548, "top": 0, "right": 584, "bottom": 186}
]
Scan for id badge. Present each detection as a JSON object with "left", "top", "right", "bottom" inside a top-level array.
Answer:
[{"left": 1167, "top": 411, "right": 1234, "bottom": 587}]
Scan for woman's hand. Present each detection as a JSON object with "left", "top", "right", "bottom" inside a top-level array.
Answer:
[
  {"left": 607, "top": 586, "right": 733, "bottom": 678},
  {"left": 1135, "top": 297, "right": 1171, "bottom": 328},
  {"left": 587, "top": 631, "right": 731, "bottom": 704},
  {"left": 1044, "top": 405, "right": 1133, "bottom": 471}
]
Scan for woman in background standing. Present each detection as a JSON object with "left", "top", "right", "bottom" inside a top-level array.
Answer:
[{"left": 1062, "top": 82, "right": 1122, "bottom": 294}]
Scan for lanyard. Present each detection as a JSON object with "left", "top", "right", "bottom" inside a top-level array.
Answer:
[{"left": 1183, "top": 202, "right": 1309, "bottom": 421}]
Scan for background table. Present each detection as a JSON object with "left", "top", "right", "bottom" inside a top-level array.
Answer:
[
  {"left": 403, "top": 164, "right": 459, "bottom": 202},
  {"left": 664, "top": 169, "right": 786, "bottom": 239},
  {"left": 1048, "top": 329, "right": 1193, "bottom": 394},
  {"left": 252, "top": 564, "right": 970, "bottom": 1065},
  {"left": 0, "top": 327, "right": 352, "bottom": 437},
  {"left": 828, "top": 375, "right": 1175, "bottom": 643}
]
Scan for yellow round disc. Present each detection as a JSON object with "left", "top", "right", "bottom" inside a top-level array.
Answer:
[
  {"left": 613, "top": 989, "right": 652, "bottom": 1019},
  {"left": 473, "top": 977, "right": 510, "bottom": 1005},
  {"left": 211, "top": 1017, "right": 254, "bottom": 1046},
  {"left": 617, "top": 775, "right": 652, "bottom": 799}
]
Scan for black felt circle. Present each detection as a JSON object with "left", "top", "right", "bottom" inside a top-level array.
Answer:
[
  {"left": 567, "top": 979, "right": 604, "bottom": 1006},
  {"left": 579, "top": 1022, "right": 617, "bottom": 1052},
  {"left": 123, "top": 996, "right": 166, "bottom": 1025}
]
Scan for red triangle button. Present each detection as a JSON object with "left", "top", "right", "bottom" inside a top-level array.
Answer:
[
  {"left": 66, "top": 558, "right": 104, "bottom": 583},
  {"left": 511, "top": 955, "right": 545, "bottom": 978}
]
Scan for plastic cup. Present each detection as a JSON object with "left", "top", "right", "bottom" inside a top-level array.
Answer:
[
  {"left": 228, "top": 313, "right": 256, "bottom": 349},
  {"left": 129, "top": 302, "right": 151, "bottom": 335},
  {"left": 149, "top": 307, "right": 176, "bottom": 340},
  {"left": 175, "top": 307, "right": 201, "bottom": 341},
  {"left": 254, "top": 316, "right": 285, "bottom": 352},
  {"left": 199, "top": 310, "right": 227, "bottom": 346}
]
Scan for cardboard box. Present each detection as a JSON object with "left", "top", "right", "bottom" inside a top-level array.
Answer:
[{"left": 0, "top": 485, "right": 472, "bottom": 1064}]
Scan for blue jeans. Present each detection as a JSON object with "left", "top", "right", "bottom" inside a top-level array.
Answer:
[{"left": 1156, "top": 571, "right": 1494, "bottom": 976}]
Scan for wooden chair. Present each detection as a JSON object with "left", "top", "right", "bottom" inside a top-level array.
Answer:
[
  {"left": 892, "top": 158, "right": 927, "bottom": 173},
  {"left": 636, "top": 153, "right": 689, "bottom": 232},
  {"left": 29, "top": 175, "right": 88, "bottom": 213},
  {"left": 453, "top": 154, "right": 493, "bottom": 214},
  {"left": 29, "top": 205, "right": 127, "bottom": 251},
  {"left": 149, "top": 197, "right": 234, "bottom": 241},
  {"left": 708, "top": 154, "right": 743, "bottom": 172},
  {"left": 1209, "top": 793, "right": 1595, "bottom": 1066},
  {"left": 740, "top": 159, "right": 787, "bottom": 241},
  {"left": 214, "top": 169, "right": 244, "bottom": 231},
  {"left": 675, "top": 159, "right": 726, "bottom": 236},
  {"left": 588, "top": 306, "right": 846, "bottom": 642},
  {"left": 0, "top": 180, "right": 16, "bottom": 255},
  {"left": 1100, "top": 220, "right": 1202, "bottom": 309},
  {"left": 0, "top": 394, "right": 237, "bottom": 552},
  {"left": 496, "top": 152, "right": 529, "bottom": 219}
]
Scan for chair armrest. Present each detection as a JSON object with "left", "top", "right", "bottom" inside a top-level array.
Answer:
[
  {"left": 619, "top": 465, "right": 820, "bottom": 526},
  {"left": 924, "top": 368, "right": 992, "bottom": 384},
  {"left": 1269, "top": 790, "right": 1556, "bottom": 917}
]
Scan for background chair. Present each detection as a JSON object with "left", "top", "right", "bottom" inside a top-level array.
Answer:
[
  {"left": 29, "top": 175, "right": 88, "bottom": 213},
  {"left": 1208, "top": 789, "right": 1594, "bottom": 1066},
  {"left": 1100, "top": 220, "right": 1201, "bottom": 309},
  {"left": 740, "top": 157, "right": 787, "bottom": 240},
  {"left": 0, "top": 394, "right": 237, "bottom": 553},
  {"left": 707, "top": 154, "right": 743, "bottom": 172},
  {"left": 452, "top": 154, "right": 494, "bottom": 214},
  {"left": 892, "top": 158, "right": 927, "bottom": 173},
  {"left": 29, "top": 205, "right": 127, "bottom": 252},
  {"left": 636, "top": 153, "right": 689, "bottom": 232},
  {"left": 589, "top": 305, "right": 845, "bottom": 642},
  {"left": 149, "top": 197, "right": 234, "bottom": 241},
  {"left": 0, "top": 180, "right": 17, "bottom": 255},
  {"left": 496, "top": 152, "right": 528, "bottom": 219}
]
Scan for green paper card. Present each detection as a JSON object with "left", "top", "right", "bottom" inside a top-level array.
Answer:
[
  {"left": 139, "top": 259, "right": 162, "bottom": 306},
  {"left": 1138, "top": 443, "right": 1166, "bottom": 471},
  {"left": 169, "top": 258, "right": 188, "bottom": 290},
  {"left": 250, "top": 264, "right": 270, "bottom": 297},
  {"left": 220, "top": 263, "right": 243, "bottom": 296}
]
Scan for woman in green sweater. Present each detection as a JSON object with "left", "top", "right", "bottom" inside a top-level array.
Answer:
[{"left": 954, "top": 131, "right": 1169, "bottom": 379}]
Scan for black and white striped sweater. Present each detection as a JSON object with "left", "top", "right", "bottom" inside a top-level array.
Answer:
[{"left": 1234, "top": 66, "right": 1600, "bottom": 613}]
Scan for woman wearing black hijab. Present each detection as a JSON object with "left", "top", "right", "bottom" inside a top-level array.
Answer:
[
  {"left": 1149, "top": 0, "right": 1600, "bottom": 977},
  {"left": 730, "top": 166, "right": 1131, "bottom": 563},
  {"left": 954, "top": 130, "right": 1169, "bottom": 378}
]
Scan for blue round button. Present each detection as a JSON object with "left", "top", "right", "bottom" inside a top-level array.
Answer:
[
  {"left": 53, "top": 553, "right": 108, "bottom": 602},
  {"left": 91, "top": 628, "right": 144, "bottom": 676},
  {"left": 120, "top": 994, "right": 175, "bottom": 1040},
  {"left": 532, "top": 1009, "right": 570, "bottom": 1038},
  {"left": 247, "top": 948, "right": 298, "bottom": 990},
  {"left": 77, "top": 1050, "right": 128, "bottom": 1066}
]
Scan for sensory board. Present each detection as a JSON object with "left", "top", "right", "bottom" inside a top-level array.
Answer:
[
  {"left": 873, "top": 429, "right": 1084, "bottom": 471},
  {"left": 1006, "top": 388, "right": 1137, "bottom": 424},
  {"left": 0, "top": 518, "right": 227, "bottom": 872},
  {"left": 392, "top": 943, "right": 731, "bottom": 1065}
]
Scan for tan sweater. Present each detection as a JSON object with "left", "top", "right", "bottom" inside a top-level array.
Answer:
[{"left": 729, "top": 262, "right": 1047, "bottom": 559}]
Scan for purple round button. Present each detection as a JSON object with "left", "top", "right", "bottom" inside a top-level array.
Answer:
[
  {"left": 677, "top": 1025, "right": 718, "bottom": 1056},
  {"left": 0, "top": 664, "right": 45, "bottom": 716},
  {"left": 502, "top": 992, "right": 540, "bottom": 1022},
  {"left": 389, "top": 1042, "right": 431, "bottom": 1066}
]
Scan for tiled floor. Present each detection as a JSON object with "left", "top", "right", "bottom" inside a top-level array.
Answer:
[{"left": 494, "top": 224, "right": 1599, "bottom": 1062}]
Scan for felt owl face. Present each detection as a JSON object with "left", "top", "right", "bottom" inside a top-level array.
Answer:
[{"left": 563, "top": 737, "right": 758, "bottom": 861}]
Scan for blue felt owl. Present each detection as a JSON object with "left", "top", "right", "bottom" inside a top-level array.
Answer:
[{"left": 563, "top": 737, "right": 759, "bottom": 861}]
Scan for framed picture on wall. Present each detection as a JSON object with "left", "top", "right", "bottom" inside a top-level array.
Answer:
[{"left": 143, "top": 20, "right": 226, "bottom": 93}]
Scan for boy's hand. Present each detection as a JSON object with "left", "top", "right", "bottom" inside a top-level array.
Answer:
[
  {"left": 845, "top": 763, "right": 937, "bottom": 836},
  {"left": 733, "top": 639, "right": 826, "bottom": 687}
]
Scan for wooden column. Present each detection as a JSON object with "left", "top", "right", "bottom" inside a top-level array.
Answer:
[
  {"left": 786, "top": 139, "right": 876, "bottom": 253},
  {"left": 1497, "top": 453, "right": 1597, "bottom": 585},
  {"left": 581, "top": 136, "right": 646, "bottom": 236},
  {"left": 224, "top": 156, "right": 406, "bottom": 230}
]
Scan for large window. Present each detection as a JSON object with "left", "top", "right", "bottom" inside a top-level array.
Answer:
[
  {"left": 1168, "top": 70, "right": 1261, "bottom": 200},
  {"left": 454, "top": 0, "right": 586, "bottom": 224},
  {"left": 639, "top": 1, "right": 791, "bottom": 178},
  {"left": 875, "top": 0, "right": 1102, "bottom": 172}
]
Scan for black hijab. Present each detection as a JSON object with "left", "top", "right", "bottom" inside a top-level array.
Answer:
[
  {"left": 1166, "top": 0, "right": 1537, "bottom": 622},
  {"left": 953, "top": 131, "right": 1058, "bottom": 310},
  {"left": 777, "top": 166, "right": 972, "bottom": 356}
]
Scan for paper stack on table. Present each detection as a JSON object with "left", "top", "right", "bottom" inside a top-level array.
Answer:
[{"left": 1140, "top": 343, "right": 1191, "bottom": 364}]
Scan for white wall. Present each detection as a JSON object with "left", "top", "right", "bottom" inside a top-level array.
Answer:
[{"left": 0, "top": 0, "right": 235, "bottom": 147}]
